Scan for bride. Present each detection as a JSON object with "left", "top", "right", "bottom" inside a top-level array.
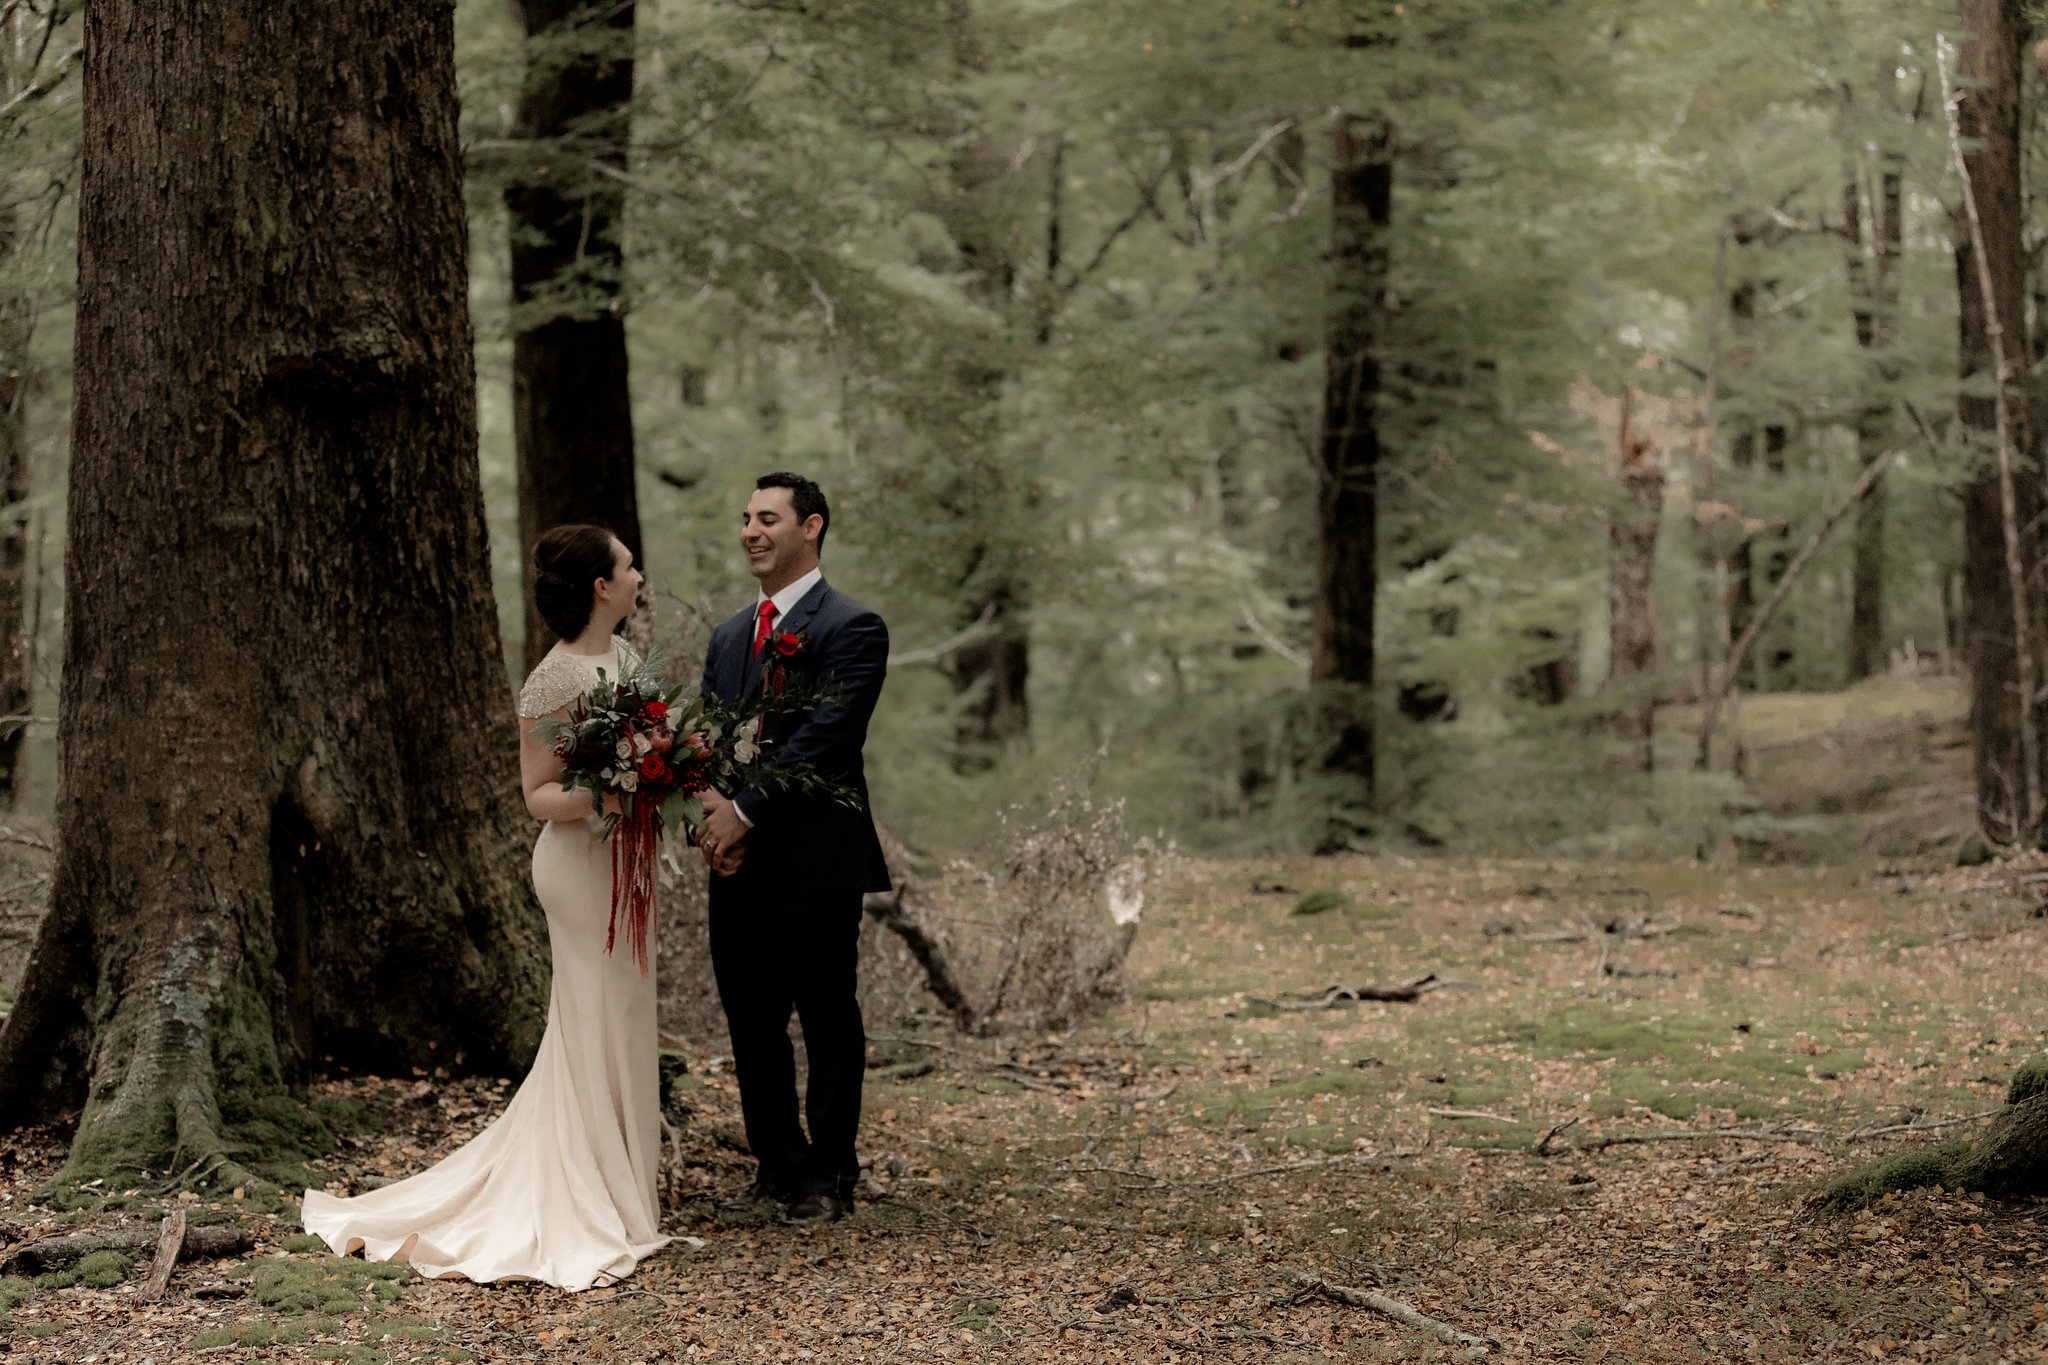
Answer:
[{"left": 302, "top": 524, "right": 670, "bottom": 1290}]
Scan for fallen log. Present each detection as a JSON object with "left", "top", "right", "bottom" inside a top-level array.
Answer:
[
  {"left": 1294, "top": 1274, "right": 1494, "bottom": 1351},
  {"left": 0, "top": 1219, "right": 252, "bottom": 1276}
]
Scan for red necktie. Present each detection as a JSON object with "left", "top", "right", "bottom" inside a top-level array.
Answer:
[{"left": 751, "top": 600, "right": 779, "bottom": 657}]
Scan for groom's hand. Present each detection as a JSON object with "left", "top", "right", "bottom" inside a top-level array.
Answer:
[{"left": 697, "top": 789, "right": 750, "bottom": 860}]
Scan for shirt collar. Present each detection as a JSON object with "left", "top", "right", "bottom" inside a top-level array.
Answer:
[{"left": 758, "top": 566, "right": 823, "bottom": 619}]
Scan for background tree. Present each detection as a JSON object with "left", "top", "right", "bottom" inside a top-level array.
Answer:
[
  {"left": 504, "top": 0, "right": 643, "bottom": 673},
  {"left": 0, "top": 0, "right": 548, "bottom": 1187}
]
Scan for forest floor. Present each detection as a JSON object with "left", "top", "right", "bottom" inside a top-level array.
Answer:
[{"left": 5, "top": 846, "right": 2048, "bottom": 1363}]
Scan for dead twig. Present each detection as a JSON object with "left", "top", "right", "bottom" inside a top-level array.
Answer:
[
  {"left": 1531, "top": 1116, "right": 1583, "bottom": 1156},
  {"left": 1426, "top": 1107, "right": 1517, "bottom": 1123},
  {"left": 1294, "top": 1273, "right": 1494, "bottom": 1351}
]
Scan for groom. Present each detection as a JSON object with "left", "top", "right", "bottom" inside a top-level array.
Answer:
[{"left": 694, "top": 472, "right": 891, "bottom": 1224}]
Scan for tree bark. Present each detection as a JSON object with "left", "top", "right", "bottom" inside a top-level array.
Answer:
[
  {"left": 1607, "top": 389, "right": 1662, "bottom": 772},
  {"left": 1307, "top": 113, "right": 1390, "bottom": 849},
  {"left": 507, "top": 0, "right": 642, "bottom": 676},
  {"left": 0, "top": 204, "right": 33, "bottom": 807},
  {"left": 0, "top": 0, "right": 550, "bottom": 1189},
  {"left": 1949, "top": 5, "right": 2042, "bottom": 842}
]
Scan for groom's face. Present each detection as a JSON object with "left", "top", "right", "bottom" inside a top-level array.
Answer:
[{"left": 741, "top": 487, "right": 820, "bottom": 585}]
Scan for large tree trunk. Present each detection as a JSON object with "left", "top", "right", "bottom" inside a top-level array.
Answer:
[
  {"left": 507, "top": 0, "right": 642, "bottom": 676},
  {"left": 0, "top": 0, "right": 550, "bottom": 1189},
  {"left": 1607, "top": 390, "right": 1663, "bottom": 772},
  {"left": 0, "top": 206, "right": 33, "bottom": 807},
  {"left": 1954, "top": 0, "right": 2042, "bottom": 843},
  {"left": 1306, "top": 113, "right": 1389, "bottom": 851}
]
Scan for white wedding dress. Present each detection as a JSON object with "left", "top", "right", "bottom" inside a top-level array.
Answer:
[{"left": 301, "top": 644, "right": 670, "bottom": 1291}]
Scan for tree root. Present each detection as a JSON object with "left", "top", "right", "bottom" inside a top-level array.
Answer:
[
  {"left": 1294, "top": 1273, "right": 1495, "bottom": 1350},
  {"left": 0, "top": 1220, "right": 251, "bottom": 1276}
]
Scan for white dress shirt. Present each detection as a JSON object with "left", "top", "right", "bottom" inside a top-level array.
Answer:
[{"left": 731, "top": 566, "right": 823, "bottom": 828}]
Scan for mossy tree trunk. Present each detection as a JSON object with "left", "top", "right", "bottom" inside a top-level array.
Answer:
[
  {"left": 507, "top": 0, "right": 643, "bottom": 676},
  {"left": 0, "top": 0, "right": 551, "bottom": 1190},
  {"left": 1306, "top": 112, "right": 1390, "bottom": 851},
  {"left": 1954, "top": 0, "right": 2043, "bottom": 844}
]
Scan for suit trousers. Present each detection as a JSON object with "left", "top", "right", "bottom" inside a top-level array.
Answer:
[{"left": 707, "top": 883, "right": 865, "bottom": 1199}]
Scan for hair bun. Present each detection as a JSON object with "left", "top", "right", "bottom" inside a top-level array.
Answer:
[{"left": 531, "top": 524, "right": 619, "bottom": 642}]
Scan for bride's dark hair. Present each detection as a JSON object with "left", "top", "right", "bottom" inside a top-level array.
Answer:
[{"left": 533, "top": 524, "right": 619, "bottom": 640}]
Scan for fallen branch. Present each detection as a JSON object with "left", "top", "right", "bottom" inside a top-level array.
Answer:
[
  {"left": 1695, "top": 443, "right": 1901, "bottom": 771},
  {"left": 1843, "top": 1109, "right": 2004, "bottom": 1142},
  {"left": 1294, "top": 1274, "right": 1494, "bottom": 1351},
  {"left": 1531, "top": 1116, "right": 1583, "bottom": 1156},
  {"left": 1571, "top": 1127, "right": 1827, "bottom": 1153},
  {"left": 863, "top": 888, "right": 977, "bottom": 1030},
  {"left": 0, "top": 1220, "right": 252, "bottom": 1276},
  {"left": 1426, "top": 1107, "right": 1517, "bottom": 1123},
  {"left": 139, "top": 1210, "right": 185, "bottom": 1301},
  {"left": 1247, "top": 974, "right": 1452, "bottom": 1010}
]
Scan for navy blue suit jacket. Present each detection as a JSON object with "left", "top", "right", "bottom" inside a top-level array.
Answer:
[{"left": 700, "top": 577, "right": 891, "bottom": 895}]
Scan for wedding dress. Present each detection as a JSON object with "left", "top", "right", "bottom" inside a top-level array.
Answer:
[{"left": 301, "top": 643, "right": 670, "bottom": 1291}]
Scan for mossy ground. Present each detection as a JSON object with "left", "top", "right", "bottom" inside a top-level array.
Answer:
[{"left": 2, "top": 849, "right": 2046, "bottom": 1361}]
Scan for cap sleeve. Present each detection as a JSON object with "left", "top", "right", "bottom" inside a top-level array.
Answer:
[{"left": 517, "top": 655, "right": 590, "bottom": 719}]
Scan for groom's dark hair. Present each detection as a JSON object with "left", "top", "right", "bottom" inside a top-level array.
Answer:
[{"left": 757, "top": 471, "right": 830, "bottom": 550}]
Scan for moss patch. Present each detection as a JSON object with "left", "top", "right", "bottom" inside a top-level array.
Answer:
[
  {"left": 33, "top": 1250, "right": 132, "bottom": 1290},
  {"left": 1823, "top": 1143, "right": 1965, "bottom": 1208},
  {"left": 248, "top": 1255, "right": 416, "bottom": 1315}
]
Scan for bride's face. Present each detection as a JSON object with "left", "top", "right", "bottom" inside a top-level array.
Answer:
[{"left": 593, "top": 537, "right": 643, "bottom": 626}]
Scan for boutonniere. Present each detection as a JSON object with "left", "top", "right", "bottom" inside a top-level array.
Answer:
[{"left": 762, "top": 630, "right": 809, "bottom": 700}]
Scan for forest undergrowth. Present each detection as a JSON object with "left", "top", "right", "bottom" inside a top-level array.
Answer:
[{"left": 2, "top": 852, "right": 2045, "bottom": 1363}]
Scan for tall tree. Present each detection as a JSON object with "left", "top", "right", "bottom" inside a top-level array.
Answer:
[
  {"left": 1950, "top": 1, "right": 2041, "bottom": 842},
  {"left": 1840, "top": 64, "right": 1913, "bottom": 683},
  {"left": 1607, "top": 388, "right": 1663, "bottom": 771},
  {"left": 933, "top": 0, "right": 1033, "bottom": 774},
  {"left": 0, "top": 0, "right": 549, "bottom": 1187},
  {"left": 507, "top": 0, "right": 642, "bottom": 675},
  {"left": 0, "top": 6, "right": 74, "bottom": 807},
  {"left": 1307, "top": 112, "right": 1390, "bottom": 849}
]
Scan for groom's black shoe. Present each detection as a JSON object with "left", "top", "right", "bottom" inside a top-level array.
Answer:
[
  {"left": 782, "top": 1192, "right": 848, "bottom": 1225},
  {"left": 716, "top": 1179, "right": 784, "bottom": 1213}
]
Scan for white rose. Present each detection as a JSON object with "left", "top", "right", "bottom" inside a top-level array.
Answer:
[
  {"left": 633, "top": 733, "right": 653, "bottom": 755},
  {"left": 615, "top": 738, "right": 633, "bottom": 760},
  {"left": 732, "top": 737, "right": 759, "bottom": 764},
  {"left": 618, "top": 771, "right": 639, "bottom": 793}
]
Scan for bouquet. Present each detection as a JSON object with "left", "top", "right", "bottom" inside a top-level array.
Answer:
[{"left": 532, "top": 647, "right": 854, "bottom": 973}]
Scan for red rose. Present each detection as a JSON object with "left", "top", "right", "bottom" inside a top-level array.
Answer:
[
  {"left": 773, "top": 632, "right": 802, "bottom": 657},
  {"left": 638, "top": 753, "right": 669, "bottom": 784},
  {"left": 645, "top": 701, "right": 669, "bottom": 721}
]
